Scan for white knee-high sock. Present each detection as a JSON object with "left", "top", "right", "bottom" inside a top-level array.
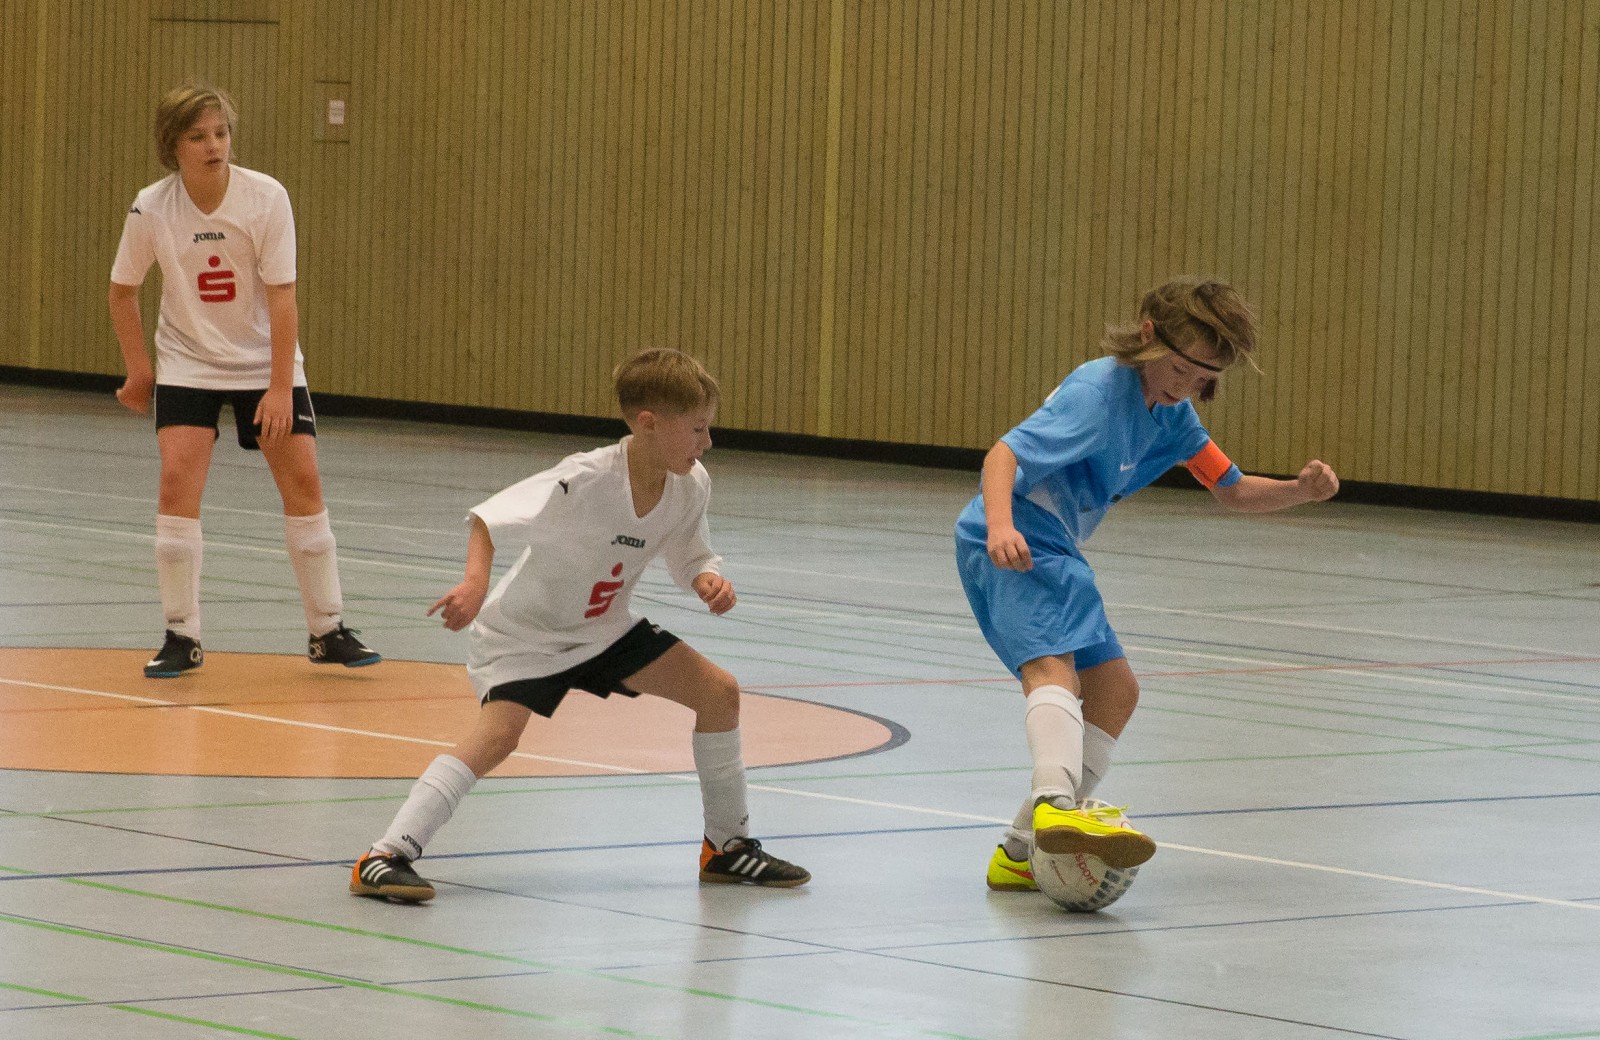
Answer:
[
  {"left": 373, "top": 755, "right": 477, "bottom": 860},
  {"left": 1077, "top": 722, "right": 1117, "bottom": 802},
  {"left": 1025, "top": 684, "right": 1084, "bottom": 810},
  {"left": 1003, "top": 721, "right": 1115, "bottom": 860},
  {"left": 1002, "top": 796, "right": 1035, "bottom": 860},
  {"left": 154, "top": 514, "right": 202, "bottom": 639},
  {"left": 692, "top": 728, "right": 750, "bottom": 850},
  {"left": 284, "top": 510, "right": 343, "bottom": 637}
]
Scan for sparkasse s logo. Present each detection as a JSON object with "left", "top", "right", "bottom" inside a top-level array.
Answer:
[{"left": 197, "top": 255, "right": 237, "bottom": 302}]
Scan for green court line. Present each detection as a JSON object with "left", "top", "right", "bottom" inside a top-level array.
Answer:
[
  {"left": 0, "top": 912, "right": 672, "bottom": 1039},
  {"left": 1, "top": 874, "right": 984, "bottom": 1040},
  {"left": 0, "top": 979, "right": 305, "bottom": 1039}
]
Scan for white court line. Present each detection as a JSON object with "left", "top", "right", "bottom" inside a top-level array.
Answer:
[
  {"left": 1127, "top": 644, "right": 1600, "bottom": 705},
  {"left": 0, "top": 517, "right": 460, "bottom": 577},
  {"left": 6, "top": 513, "right": 1590, "bottom": 661},
  {"left": 0, "top": 677, "right": 640, "bottom": 774},
  {"left": 718, "top": 598, "right": 1596, "bottom": 702},
  {"left": 4, "top": 674, "right": 1596, "bottom": 913}
]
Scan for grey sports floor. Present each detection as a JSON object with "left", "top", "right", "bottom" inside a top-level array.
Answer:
[{"left": 2, "top": 381, "right": 1597, "bottom": 1040}]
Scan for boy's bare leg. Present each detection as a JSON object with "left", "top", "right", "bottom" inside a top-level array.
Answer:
[
  {"left": 626, "top": 643, "right": 809, "bottom": 885},
  {"left": 625, "top": 643, "right": 746, "bottom": 846},
  {"left": 1076, "top": 657, "right": 1139, "bottom": 801},
  {"left": 377, "top": 701, "right": 533, "bottom": 857}
]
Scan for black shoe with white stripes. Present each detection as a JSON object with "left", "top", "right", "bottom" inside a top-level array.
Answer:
[
  {"left": 698, "top": 837, "right": 810, "bottom": 887},
  {"left": 144, "top": 630, "right": 203, "bottom": 678},
  {"left": 309, "top": 624, "right": 381, "bottom": 667},
  {"left": 350, "top": 851, "right": 435, "bottom": 902}
]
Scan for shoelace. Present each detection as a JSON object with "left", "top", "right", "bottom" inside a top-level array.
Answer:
[{"left": 1080, "top": 804, "right": 1130, "bottom": 822}]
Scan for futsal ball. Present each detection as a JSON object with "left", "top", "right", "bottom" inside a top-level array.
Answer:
[{"left": 1032, "top": 799, "right": 1142, "bottom": 913}]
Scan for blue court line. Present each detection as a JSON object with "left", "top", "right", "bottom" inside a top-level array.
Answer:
[
  {"left": 5, "top": 788, "right": 1599, "bottom": 884},
  {"left": 1119, "top": 628, "right": 1600, "bottom": 693},
  {"left": 871, "top": 895, "right": 1600, "bottom": 953}
]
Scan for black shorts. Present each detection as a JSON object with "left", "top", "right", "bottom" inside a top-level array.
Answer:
[
  {"left": 484, "top": 619, "right": 681, "bottom": 718},
  {"left": 154, "top": 384, "right": 317, "bottom": 450}
]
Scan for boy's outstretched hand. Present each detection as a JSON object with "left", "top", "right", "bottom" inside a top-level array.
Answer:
[
  {"left": 1298, "top": 459, "right": 1340, "bottom": 502},
  {"left": 693, "top": 572, "right": 736, "bottom": 615},
  {"left": 429, "top": 579, "right": 488, "bottom": 631}
]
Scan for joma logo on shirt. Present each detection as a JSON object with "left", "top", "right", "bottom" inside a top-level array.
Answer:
[
  {"left": 193, "top": 231, "right": 227, "bottom": 242},
  {"left": 611, "top": 535, "right": 645, "bottom": 548}
]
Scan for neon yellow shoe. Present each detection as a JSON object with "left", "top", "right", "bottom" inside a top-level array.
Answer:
[
  {"left": 1033, "top": 802, "right": 1156, "bottom": 869},
  {"left": 985, "top": 845, "right": 1037, "bottom": 891}
]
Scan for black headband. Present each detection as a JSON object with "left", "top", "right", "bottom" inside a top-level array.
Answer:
[{"left": 1152, "top": 324, "right": 1226, "bottom": 373}]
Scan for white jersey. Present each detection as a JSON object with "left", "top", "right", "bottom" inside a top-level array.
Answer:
[
  {"left": 110, "top": 165, "right": 306, "bottom": 390},
  {"left": 465, "top": 438, "right": 722, "bottom": 695}
]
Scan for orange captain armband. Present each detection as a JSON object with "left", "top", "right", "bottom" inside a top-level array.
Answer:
[{"left": 1185, "top": 440, "right": 1235, "bottom": 489}]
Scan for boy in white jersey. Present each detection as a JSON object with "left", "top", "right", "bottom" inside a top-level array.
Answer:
[
  {"left": 350, "top": 349, "right": 809, "bottom": 901},
  {"left": 109, "top": 84, "right": 378, "bottom": 677},
  {"left": 957, "top": 278, "right": 1340, "bottom": 893}
]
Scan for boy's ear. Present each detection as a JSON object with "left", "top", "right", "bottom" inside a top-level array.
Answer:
[{"left": 631, "top": 408, "right": 658, "bottom": 432}]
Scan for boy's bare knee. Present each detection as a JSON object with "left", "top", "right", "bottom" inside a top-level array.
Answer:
[{"left": 697, "top": 669, "right": 741, "bottom": 728}]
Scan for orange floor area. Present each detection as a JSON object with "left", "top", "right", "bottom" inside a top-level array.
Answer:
[{"left": 0, "top": 649, "right": 894, "bottom": 778}]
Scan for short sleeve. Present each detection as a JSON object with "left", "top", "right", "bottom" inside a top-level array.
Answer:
[
  {"left": 110, "top": 202, "right": 155, "bottom": 286},
  {"left": 999, "top": 381, "right": 1109, "bottom": 493},
  {"left": 1185, "top": 440, "right": 1242, "bottom": 489},
  {"left": 256, "top": 181, "right": 297, "bottom": 285},
  {"left": 468, "top": 470, "right": 566, "bottom": 552}
]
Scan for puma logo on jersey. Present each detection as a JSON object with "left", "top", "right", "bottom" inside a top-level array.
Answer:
[
  {"left": 558, "top": 480, "right": 569, "bottom": 493},
  {"left": 612, "top": 535, "right": 645, "bottom": 548},
  {"left": 193, "top": 231, "right": 227, "bottom": 242}
]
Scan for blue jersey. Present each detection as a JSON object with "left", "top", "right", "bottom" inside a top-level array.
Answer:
[{"left": 957, "top": 357, "right": 1240, "bottom": 548}]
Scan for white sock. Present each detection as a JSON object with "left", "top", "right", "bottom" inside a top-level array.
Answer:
[
  {"left": 1077, "top": 722, "right": 1116, "bottom": 802},
  {"left": 154, "top": 514, "right": 202, "bottom": 639},
  {"left": 1002, "top": 797, "right": 1034, "bottom": 861},
  {"left": 284, "top": 510, "right": 343, "bottom": 637},
  {"left": 373, "top": 755, "right": 477, "bottom": 860},
  {"left": 693, "top": 728, "right": 750, "bottom": 850},
  {"left": 1025, "top": 684, "right": 1084, "bottom": 810}
]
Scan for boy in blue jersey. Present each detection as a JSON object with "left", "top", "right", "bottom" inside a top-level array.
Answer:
[{"left": 958, "top": 277, "right": 1339, "bottom": 891}]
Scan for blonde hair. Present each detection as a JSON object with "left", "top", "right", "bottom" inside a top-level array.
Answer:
[
  {"left": 154, "top": 84, "right": 238, "bottom": 172},
  {"left": 613, "top": 348, "right": 720, "bottom": 417},
  {"left": 1103, "top": 277, "right": 1260, "bottom": 401}
]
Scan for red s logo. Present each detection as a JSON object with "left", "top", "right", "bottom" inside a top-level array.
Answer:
[
  {"left": 584, "top": 563, "right": 625, "bottom": 618},
  {"left": 197, "top": 256, "right": 237, "bottom": 302}
]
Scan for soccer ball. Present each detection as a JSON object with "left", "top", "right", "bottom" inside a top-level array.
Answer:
[{"left": 1032, "top": 799, "right": 1142, "bottom": 913}]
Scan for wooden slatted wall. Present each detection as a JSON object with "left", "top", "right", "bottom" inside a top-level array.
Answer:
[{"left": 2, "top": 0, "right": 1596, "bottom": 499}]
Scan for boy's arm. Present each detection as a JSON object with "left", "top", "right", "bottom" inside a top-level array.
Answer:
[
  {"left": 253, "top": 281, "right": 300, "bottom": 444},
  {"left": 691, "top": 571, "right": 735, "bottom": 615},
  {"left": 1210, "top": 460, "right": 1339, "bottom": 512},
  {"left": 982, "top": 441, "right": 1032, "bottom": 571},
  {"left": 109, "top": 282, "right": 154, "bottom": 414},
  {"left": 428, "top": 515, "right": 495, "bottom": 630}
]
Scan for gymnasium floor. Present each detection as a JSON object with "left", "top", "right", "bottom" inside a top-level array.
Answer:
[{"left": 1, "top": 381, "right": 1596, "bottom": 1040}]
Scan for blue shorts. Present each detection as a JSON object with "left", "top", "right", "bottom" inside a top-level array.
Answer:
[{"left": 955, "top": 523, "right": 1124, "bottom": 679}]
